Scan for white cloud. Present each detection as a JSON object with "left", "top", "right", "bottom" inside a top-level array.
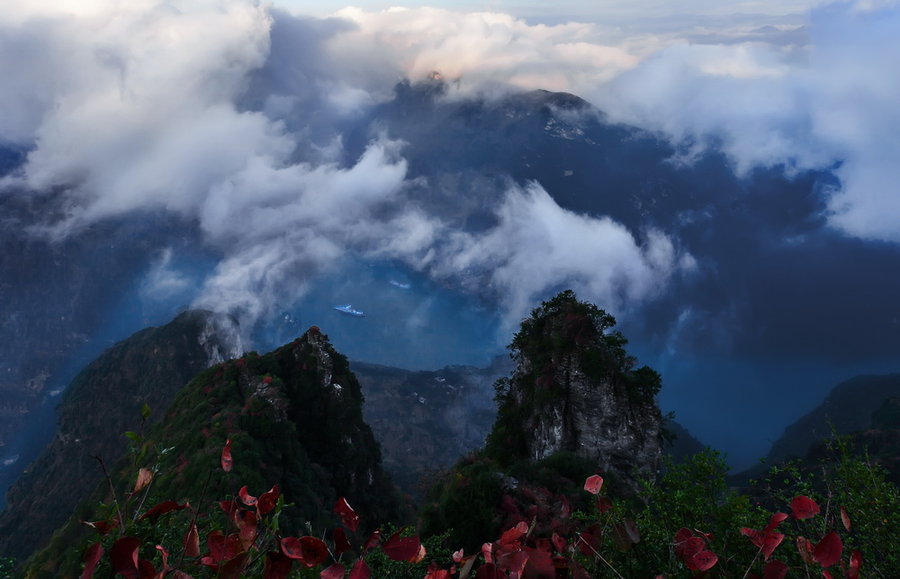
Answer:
[
  {"left": 432, "top": 182, "right": 692, "bottom": 325},
  {"left": 9, "top": 0, "right": 895, "bottom": 339},
  {"left": 589, "top": 1, "right": 900, "bottom": 241}
]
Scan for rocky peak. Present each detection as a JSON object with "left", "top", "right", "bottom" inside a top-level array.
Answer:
[{"left": 486, "top": 291, "right": 662, "bottom": 493}]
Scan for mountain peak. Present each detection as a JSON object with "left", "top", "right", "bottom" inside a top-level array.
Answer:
[{"left": 485, "top": 290, "right": 663, "bottom": 492}]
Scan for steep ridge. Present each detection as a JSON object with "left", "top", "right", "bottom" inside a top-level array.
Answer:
[
  {"left": 25, "top": 326, "right": 401, "bottom": 575},
  {"left": 766, "top": 374, "right": 900, "bottom": 464},
  {"left": 0, "top": 310, "right": 241, "bottom": 562}
]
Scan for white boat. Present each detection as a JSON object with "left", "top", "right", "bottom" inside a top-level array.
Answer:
[{"left": 333, "top": 304, "right": 365, "bottom": 317}]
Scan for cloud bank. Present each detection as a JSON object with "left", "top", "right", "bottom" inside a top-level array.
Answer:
[{"left": 0, "top": 0, "right": 694, "bottom": 333}]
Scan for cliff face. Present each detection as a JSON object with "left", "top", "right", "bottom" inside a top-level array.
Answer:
[
  {"left": 486, "top": 291, "right": 663, "bottom": 492},
  {"left": 0, "top": 310, "right": 241, "bottom": 562}
]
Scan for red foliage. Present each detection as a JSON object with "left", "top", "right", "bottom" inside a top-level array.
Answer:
[
  {"left": 137, "top": 500, "right": 188, "bottom": 521},
  {"left": 789, "top": 496, "right": 820, "bottom": 520},
  {"left": 583, "top": 474, "right": 604, "bottom": 495},
  {"left": 840, "top": 506, "right": 852, "bottom": 531},
  {"left": 334, "top": 496, "right": 360, "bottom": 532},
  {"left": 238, "top": 485, "right": 258, "bottom": 507},
  {"left": 109, "top": 536, "right": 141, "bottom": 578},
  {"left": 183, "top": 523, "right": 201, "bottom": 558},
  {"left": 81, "top": 542, "right": 104, "bottom": 579},
  {"left": 320, "top": 563, "right": 346, "bottom": 579},
  {"left": 280, "top": 536, "right": 329, "bottom": 567},
  {"left": 382, "top": 529, "right": 424, "bottom": 562},
  {"left": 333, "top": 527, "right": 353, "bottom": 555},
  {"left": 257, "top": 485, "right": 280, "bottom": 515},
  {"left": 349, "top": 558, "right": 372, "bottom": 579},
  {"left": 221, "top": 439, "right": 233, "bottom": 472},
  {"left": 263, "top": 551, "right": 293, "bottom": 579},
  {"left": 813, "top": 531, "right": 843, "bottom": 568}
]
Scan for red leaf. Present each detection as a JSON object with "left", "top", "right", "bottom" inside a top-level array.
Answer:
[
  {"left": 218, "top": 552, "right": 248, "bottom": 579},
  {"left": 424, "top": 564, "right": 454, "bottom": 579},
  {"left": 221, "top": 439, "right": 233, "bottom": 472},
  {"left": 219, "top": 500, "right": 241, "bottom": 518},
  {"left": 551, "top": 532, "right": 567, "bottom": 553},
  {"left": 137, "top": 559, "right": 156, "bottom": 578},
  {"left": 207, "top": 531, "right": 244, "bottom": 564},
  {"left": 583, "top": 474, "right": 604, "bottom": 495},
  {"left": 687, "top": 550, "right": 718, "bottom": 572},
  {"left": 674, "top": 528, "right": 694, "bottom": 558},
  {"left": 321, "top": 563, "right": 346, "bottom": 579},
  {"left": 349, "top": 558, "right": 371, "bottom": 579},
  {"left": 155, "top": 544, "right": 170, "bottom": 574},
  {"left": 363, "top": 529, "right": 381, "bottom": 551},
  {"left": 741, "top": 528, "right": 784, "bottom": 560},
  {"left": 848, "top": 549, "right": 862, "bottom": 579},
  {"left": 765, "top": 512, "right": 789, "bottom": 531},
  {"left": 790, "top": 496, "right": 820, "bottom": 520},
  {"left": 263, "top": 551, "right": 293, "bottom": 579},
  {"left": 133, "top": 468, "right": 154, "bottom": 494},
  {"left": 233, "top": 509, "right": 259, "bottom": 550},
  {"left": 333, "top": 527, "right": 353, "bottom": 555},
  {"left": 257, "top": 485, "right": 280, "bottom": 516},
  {"left": 334, "top": 497, "right": 360, "bottom": 532},
  {"left": 110, "top": 537, "right": 141, "bottom": 578},
  {"left": 840, "top": 506, "right": 852, "bottom": 531},
  {"left": 184, "top": 523, "right": 201, "bottom": 558},
  {"left": 138, "top": 500, "right": 188, "bottom": 521},
  {"left": 762, "top": 532, "right": 785, "bottom": 560},
  {"left": 796, "top": 536, "right": 816, "bottom": 565},
  {"left": 383, "top": 529, "right": 422, "bottom": 562},
  {"left": 763, "top": 559, "right": 789, "bottom": 579},
  {"left": 81, "top": 542, "right": 104, "bottom": 579},
  {"left": 679, "top": 537, "right": 705, "bottom": 561},
  {"left": 525, "top": 546, "right": 555, "bottom": 576},
  {"left": 813, "top": 532, "right": 843, "bottom": 568},
  {"left": 498, "top": 521, "right": 529, "bottom": 546},
  {"left": 497, "top": 550, "right": 528, "bottom": 575},
  {"left": 280, "top": 536, "right": 329, "bottom": 567},
  {"left": 238, "top": 485, "right": 258, "bottom": 507}
]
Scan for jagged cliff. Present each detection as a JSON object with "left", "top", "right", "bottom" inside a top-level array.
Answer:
[
  {"left": 25, "top": 325, "right": 401, "bottom": 576},
  {"left": 0, "top": 310, "right": 241, "bottom": 562},
  {"left": 485, "top": 290, "right": 663, "bottom": 492}
]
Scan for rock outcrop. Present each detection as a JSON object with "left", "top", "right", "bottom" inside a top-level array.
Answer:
[{"left": 485, "top": 290, "right": 663, "bottom": 493}]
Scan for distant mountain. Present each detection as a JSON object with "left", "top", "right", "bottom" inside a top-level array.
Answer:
[
  {"left": 0, "top": 310, "right": 241, "bottom": 562},
  {"left": 765, "top": 374, "right": 900, "bottom": 465},
  {"left": 353, "top": 358, "right": 508, "bottom": 495},
  {"left": 25, "top": 326, "right": 401, "bottom": 575},
  {"left": 662, "top": 418, "right": 707, "bottom": 464}
]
